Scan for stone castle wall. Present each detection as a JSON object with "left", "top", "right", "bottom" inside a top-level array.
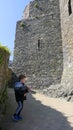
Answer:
[
  {"left": 13, "top": 0, "right": 63, "bottom": 88},
  {"left": 23, "top": 0, "right": 60, "bottom": 19},
  {"left": 60, "top": 0, "right": 73, "bottom": 95}
]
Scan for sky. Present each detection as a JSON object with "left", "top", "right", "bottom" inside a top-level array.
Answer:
[{"left": 0, "top": 0, "right": 31, "bottom": 60}]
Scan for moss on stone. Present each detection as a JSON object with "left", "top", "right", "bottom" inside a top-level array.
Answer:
[
  {"left": 0, "top": 43, "right": 10, "bottom": 114},
  {"left": 0, "top": 44, "right": 10, "bottom": 54},
  {"left": 0, "top": 44, "right": 10, "bottom": 65},
  {"left": 34, "top": 3, "right": 38, "bottom": 8},
  {"left": 0, "top": 87, "right": 8, "bottom": 114}
]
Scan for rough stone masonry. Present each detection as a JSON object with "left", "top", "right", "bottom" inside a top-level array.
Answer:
[
  {"left": 13, "top": 0, "right": 73, "bottom": 101},
  {"left": 60, "top": 0, "right": 73, "bottom": 100}
]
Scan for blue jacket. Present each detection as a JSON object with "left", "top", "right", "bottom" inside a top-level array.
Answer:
[{"left": 14, "top": 82, "right": 29, "bottom": 102}]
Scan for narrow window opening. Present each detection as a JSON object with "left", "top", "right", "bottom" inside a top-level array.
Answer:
[
  {"left": 68, "top": 0, "right": 72, "bottom": 15},
  {"left": 38, "top": 39, "right": 41, "bottom": 50},
  {"left": 51, "top": 14, "right": 54, "bottom": 19}
]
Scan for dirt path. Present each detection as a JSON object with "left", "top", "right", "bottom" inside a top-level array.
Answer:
[{"left": 1, "top": 88, "right": 73, "bottom": 130}]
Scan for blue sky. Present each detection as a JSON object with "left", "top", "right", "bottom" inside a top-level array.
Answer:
[{"left": 0, "top": 0, "right": 31, "bottom": 60}]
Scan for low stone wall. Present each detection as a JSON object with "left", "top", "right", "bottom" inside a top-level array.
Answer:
[{"left": 0, "top": 47, "right": 10, "bottom": 114}]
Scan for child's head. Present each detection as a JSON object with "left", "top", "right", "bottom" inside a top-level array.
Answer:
[{"left": 19, "top": 74, "right": 27, "bottom": 83}]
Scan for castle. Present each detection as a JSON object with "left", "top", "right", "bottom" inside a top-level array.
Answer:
[{"left": 13, "top": 0, "right": 73, "bottom": 99}]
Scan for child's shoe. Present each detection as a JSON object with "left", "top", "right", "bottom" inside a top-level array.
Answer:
[
  {"left": 18, "top": 115, "right": 23, "bottom": 120},
  {"left": 12, "top": 115, "right": 21, "bottom": 121}
]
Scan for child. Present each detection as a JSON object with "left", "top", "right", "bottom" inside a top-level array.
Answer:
[{"left": 12, "top": 74, "right": 30, "bottom": 121}]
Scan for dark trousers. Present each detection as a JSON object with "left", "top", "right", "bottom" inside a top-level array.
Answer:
[{"left": 14, "top": 101, "right": 23, "bottom": 116}]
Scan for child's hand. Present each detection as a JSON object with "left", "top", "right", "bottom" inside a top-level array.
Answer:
[
  {"left": 24, "top": 93, "right": 26, "bottom": 96},
  {"left": 28, "top": 86, "right": 32, "bottom": 91}
]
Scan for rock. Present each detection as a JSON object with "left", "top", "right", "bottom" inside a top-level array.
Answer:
[
  {"left": 68, "top": 90, "right": 73, "bottom": 96},
  {"left": 43, "top": 89, "right": 48, "bottom": 94},
  {"left": 67, "top": 96, "right": 72, "bottom": 102}
]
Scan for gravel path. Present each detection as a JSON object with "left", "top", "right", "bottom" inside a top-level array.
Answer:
[{"left": 1, "top": 88, "right": 73, "bottom": 130}]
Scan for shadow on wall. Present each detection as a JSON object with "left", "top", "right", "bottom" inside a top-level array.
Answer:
[
  {"left": 1, "top": 88, "right": 73, "bottom": 130},
  {"left": 7, "top": 69, "right": 18, "bottom": 88}
]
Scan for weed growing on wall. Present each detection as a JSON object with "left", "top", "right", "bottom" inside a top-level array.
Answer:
[
  {"left": 20, "top": 21, "right": 26, "bottom": 28},
  {"left": 34, "top": 3, "right": 38, "bottom": 8}
]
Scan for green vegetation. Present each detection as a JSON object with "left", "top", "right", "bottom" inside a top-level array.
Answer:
[
  {"left": 20, "top": 21, "right": 25, "bottom": 28},
  {"left": 0, "top": 54, "right": 3, "bottom": 64},
  {"left": 34, "top": 3, "right": 38, "bottom": 8},
  {"left": 0, "top": 87, "right": 8, "bottom": 114},
  {"left": 0, "top": 43, "right": 10, "bottom": 54},
  {"left": 0, "top": 43, "right": 10, "bottom": 64},
  {"left": 0, "top": 43, "right": 10, "bottom": 114}
]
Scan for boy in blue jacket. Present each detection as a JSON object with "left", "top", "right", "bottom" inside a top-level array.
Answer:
[{"left": 12, "top": 74, "right": 30, "bottom": 121}]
